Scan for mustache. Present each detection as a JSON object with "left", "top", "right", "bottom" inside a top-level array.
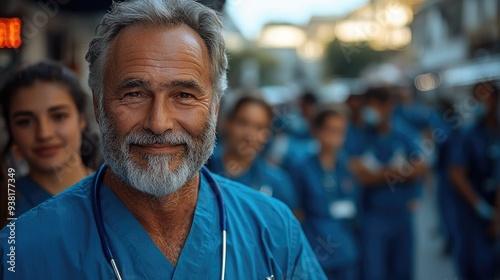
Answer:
[{"left": 124, "top": 130, "right": 194, "bottom": 147}]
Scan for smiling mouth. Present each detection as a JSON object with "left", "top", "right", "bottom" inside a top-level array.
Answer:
[
  {"left": 131, "top": 143, "right": 185, "bottom": 155},
  {"left": 33, "top": 145, "right": 64, "bottom": 157}
]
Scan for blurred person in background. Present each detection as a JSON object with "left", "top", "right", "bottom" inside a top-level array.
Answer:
[
  {"left": 344, "top": 91, "right": 365, "bottom": 157},
  {"left": 392, "top": 86, "right": 442, "bottom": 192},
  {"left": 290, "top": 107, "right": 359, "bottom": 280},
  {"left": 393, "top": 86, "right": 443, "bottom": 134},
  {"left": 393, "top": 86, "right": 442, "bottom": 168},
  {"left": 448, "top": 81, "right": 500, "bottom": 280},
  {"left": 267, "top": 91, "right": 319, "bottom": 174},
  {"left": 349, "top": 87, "right": 427, "bottom": 280},
  {"left": 433, "top": 98, "right": 462, "bottom": 258},
  {"left": 206, "top": 95, "right": 299, "bottom": 211},
  {"left": 290, "top": 91, "right": 317, "bottom": 140},
  {"left": 393, "top": 85, "right": 444, "bottom": 245},
  {"left": 0, "top": 61, "right": 100, "bottom": 217}
]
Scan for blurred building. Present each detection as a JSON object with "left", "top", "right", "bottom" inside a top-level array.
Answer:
[
  {"left": 410, "top": 0, "right": 500, "bottom": 97},
  {"left": 300, "top": 0, "right": 420, "bottom": 101},
  {"left": 1, "top": 0, "right": 228, "bottom": 88},
  {"left": 0, "top": 0, "right": 110, "bottom": 89},
  {"left": 0, "top": 0, "right": 111, "bottom": 145}
]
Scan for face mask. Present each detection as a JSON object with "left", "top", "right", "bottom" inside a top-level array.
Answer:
[{"left": 361, "top": 106, "right": 381, "bottom": 127}]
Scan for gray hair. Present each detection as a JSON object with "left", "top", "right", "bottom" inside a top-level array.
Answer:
[{"left": 85, "top": 0, "right": 228, "bottom": 103}]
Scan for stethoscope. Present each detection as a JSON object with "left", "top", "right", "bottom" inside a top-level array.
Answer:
[{"left": 91, "top": 163, "right": 228, "bottom": 280}]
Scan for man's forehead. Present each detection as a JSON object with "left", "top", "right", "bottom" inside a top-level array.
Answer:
[
  {"left": 104, "top": 23, "right": 211, "bottom": 86},
  {"left": 110, "top": 23, "right": 207, "bottom": 57}
]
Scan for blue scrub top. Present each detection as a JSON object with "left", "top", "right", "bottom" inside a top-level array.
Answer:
[
  {"left": 1, "top": 169, "right": 326, "bottom": 279},
  {"left": 435, "top": 119, "right": 454, "bottom": 175},
  {"left": 450, "top": 122, "right": 500, "bottom": 204},
  {"left": 16, "top": 176, "right": 52, "bottom": 217},
  {"left": 344, "top": 122, "right": 366, "bottom": 157},
  {"left": 206, "top": 150, "right": 299, "bottom": 210},
  {"left": 265, "top": 121, "right": 318, "bottom": 175},
  {"left": 290, "top": 153, "right": 359, "bottom": 269},
  {"left": 394, "top": 102, "right": 443, "bottom": 132},
  {"left": 351, "top": 125, "right": 421, "bottom": 216}
]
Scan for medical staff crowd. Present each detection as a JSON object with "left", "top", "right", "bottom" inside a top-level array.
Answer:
[
  {"left": 0, "top": 0, "right": 499, "bottom": 279},
  {"left": 206, "top": 81, "right": 500, "bottom": 280}
]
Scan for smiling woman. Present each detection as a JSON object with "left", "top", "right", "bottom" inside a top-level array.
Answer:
[{"left": 0, "top": 61, "right": 101, "bottom": 218}]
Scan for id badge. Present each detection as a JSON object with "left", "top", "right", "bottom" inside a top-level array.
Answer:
[{"left": 329, "top": 200, "right": 357, "bottom": 219}]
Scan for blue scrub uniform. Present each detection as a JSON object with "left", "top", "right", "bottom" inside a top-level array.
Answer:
[
  {"left": 206, "top": 150, "right": 298, "bottom": 210},
  {"left": 344, "top": 122, "right": 365, "bottom": 157},
  {"left": 0, "top": 169, "right": 326, "bottom": 279},
  {"left": 434, "top": 122, "right": 460, "bottom": 257},
  {"left": 393, "top": 105, "right": 444, "bottom": 171},
  {"left": 394, "top": 102, "right": 443, "bottom": 133},
  {"left": 15, "top": 176, "right": 52, "bottom": 217},
  {"left": 281, "top": 135, "right": 318, "bottom": 175},
  {"left": 351, "top": 126, "right": 421, "bottom": 280},
  {"left": 290, "top": 153, "right": 359, "bottom": 280},
  {"left": 449, "top": 122, "right": 499, "bottom": 280},
  {"left": 266, "top": 115, "right": 318, "bottom": 175}
]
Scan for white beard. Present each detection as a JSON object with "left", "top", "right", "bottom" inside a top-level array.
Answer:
[{"left": 98, "top": 104, "right": 217, "bottom": 197}]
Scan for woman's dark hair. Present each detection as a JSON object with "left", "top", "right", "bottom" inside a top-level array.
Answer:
[
  {"left": 300, "top": 91, "right": 318, "bottom": 105},
  {"left": 0, "top": 61, "right": 101, "bottom": 169},
  {"left": 313, "top": 107, "right": 346, "bottom": 130},
  {"left": 227, "top": 95, "right": 274, "bottom": 122},
  {"left": 363, "top": 86, "right": 394, "bottom": 104}
]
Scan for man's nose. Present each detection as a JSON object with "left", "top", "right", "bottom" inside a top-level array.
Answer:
[{"left": 144, "top": 97, "right": 175, "bottom": 134}]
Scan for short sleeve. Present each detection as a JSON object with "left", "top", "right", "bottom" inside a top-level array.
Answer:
[{"left": 344, "top": 125, "right": 367, "bottom": 157}]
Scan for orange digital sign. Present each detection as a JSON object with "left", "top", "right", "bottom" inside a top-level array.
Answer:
[{"left": 0, "top": 18, "right": 22, "bottom": 49}]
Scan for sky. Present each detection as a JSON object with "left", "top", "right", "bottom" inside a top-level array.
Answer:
[{"left": 225, "top": 0, "right": 370, "bottom": 40}]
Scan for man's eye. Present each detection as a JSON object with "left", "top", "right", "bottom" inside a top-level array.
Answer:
[
  {"left": 179, "top": 93, "right": 193, "bottom": 99},
  {"left": 124, "top": 92, "right": 142, "bottom": 98}
]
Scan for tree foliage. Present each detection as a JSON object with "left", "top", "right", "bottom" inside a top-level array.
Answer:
[{"left": 323, "top": 40, "right": 388, "bottom": 79}]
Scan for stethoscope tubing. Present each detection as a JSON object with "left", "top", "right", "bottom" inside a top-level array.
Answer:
[{"left": 91, "top": 163, "right": 227, "bottom": 280}]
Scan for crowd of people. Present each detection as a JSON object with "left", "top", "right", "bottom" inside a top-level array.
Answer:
[
  {"left": 0, "top": 0, "right": 499, "bottom": 279},
  {"left": 204, "top": 81, "right": 500, "bottom": 279},
  {"left": 1, "top": 62, "right": 500, "bottom": 280}
]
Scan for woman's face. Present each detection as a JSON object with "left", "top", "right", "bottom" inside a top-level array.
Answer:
[
  {"left": 9, "top": 81, "right": 86, "bottom": 172},
  {"left": 225, "top": 102, "right": 272, "bottom": 158},
  {"left": 315, "top": 115, "right": 346, "bottom": 151}
]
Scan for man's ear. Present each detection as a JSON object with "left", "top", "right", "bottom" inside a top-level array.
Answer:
[{"left": 93, "top": 94, "right": 100, "bottom": 125}]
